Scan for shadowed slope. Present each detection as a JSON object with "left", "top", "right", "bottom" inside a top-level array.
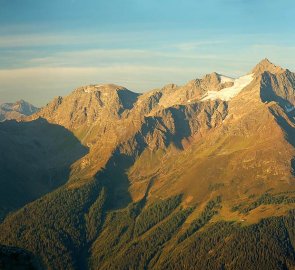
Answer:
[
  {"left": 0, "top": 118, "right": 88, "bottom": 219},
  {"left": 0, "top": 245, "right": 43, "bottom": 270}
]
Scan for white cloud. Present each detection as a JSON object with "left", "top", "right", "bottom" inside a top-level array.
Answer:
[
  {"left": 25, "top": 48, "right": 221, "bottom": 68},
  {"left": 0, "top": 32, "right": 147, "bottom": 48},
  {"left": 172, "top": 40, "right": 227, "bottom": 52}
]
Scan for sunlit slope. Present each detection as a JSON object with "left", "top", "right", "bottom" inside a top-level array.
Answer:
[{"left": 22, "top": 58, "right": 295, "bottom": 213}]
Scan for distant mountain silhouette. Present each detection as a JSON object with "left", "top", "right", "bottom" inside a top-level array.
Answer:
[{"left": 0, "top": 100, "right": 39, "bottom": 121}]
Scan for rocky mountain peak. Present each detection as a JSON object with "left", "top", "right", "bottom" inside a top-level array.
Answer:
[
  {"left": 200, "top": 72, "right": 234, "bottom": 92},
  {"left": 0, "top": 100, "right": 39, "bottom": 121},
  {"left": 252, "top": 58, "right": 285, "bottom": 75},
  {"left": 160, "top": 83, "right": 178, "bottom": 91},
  {"left": 202, "top": 72, "right": 220, "bottom": 85},
  {"left": 12, "top": 100, "right": 39, "bottom": 115}
]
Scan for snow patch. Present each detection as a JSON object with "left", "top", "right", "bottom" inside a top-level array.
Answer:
[
  {"left": 285, "top": 104, "right": 295, "bottom": 113},
  {"left": 84, "top": 88, "right": 93, "bottom": 93},
  {"left": 201, "top": 74, "right": 254, "bottom": 101},
  {"left": 84, "top": 85, "right": 104, "bottom": 93},
  {"left": 219, "top": 74, "right": 234, "bottom": 84}
]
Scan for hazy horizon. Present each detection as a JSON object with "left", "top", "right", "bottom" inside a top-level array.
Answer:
[{"left": 0, "top": 0, "right": 295, "bottom": 106}]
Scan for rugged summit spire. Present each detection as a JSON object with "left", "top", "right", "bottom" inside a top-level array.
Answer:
[{"left": 252, "top": 58, "right": 285, "bottom": 75}]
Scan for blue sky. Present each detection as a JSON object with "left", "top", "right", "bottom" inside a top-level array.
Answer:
[{"left": 0, "top": 0, "right": 295, "bottom": 106}]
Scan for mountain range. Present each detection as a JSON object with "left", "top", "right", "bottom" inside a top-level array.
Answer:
[
  {"left": 0, "top": 59, "right": 295, "bottom": 270},
  {"left": 0, "top": 100, "right": 39, "bottom": 121}
]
